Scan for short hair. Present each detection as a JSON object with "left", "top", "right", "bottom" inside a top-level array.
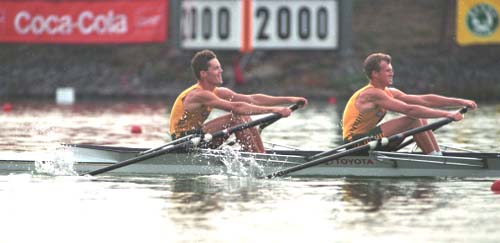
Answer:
[
  {"left": 191, "top": 49, "right": 217, "bottom": 80},
  {"left": 363, "top": 53, "right": 391, "bottom": 79}
]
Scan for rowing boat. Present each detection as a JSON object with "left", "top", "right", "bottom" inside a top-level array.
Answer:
[{"left": 1, "top": 144, "right": 499, "bottom": 177}]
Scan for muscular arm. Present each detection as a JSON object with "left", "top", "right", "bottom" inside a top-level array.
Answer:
[
  {"left": 215, "top": 87, "right": 307, "bottom": 106},
  {"left": 391, "top": 89, "right": 477, "bottom": 109},
  {"left": 185, "top": 89, "right": 291, "bottom": 116},
  {"left": 362, "top": 88, "right": 456, "bottom": 119}
]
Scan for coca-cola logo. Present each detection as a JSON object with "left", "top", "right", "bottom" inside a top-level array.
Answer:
[
  {"left": 0, "top": 10, "right": 5, "bottom": 23},
  {"left": 14, "top": 10, "right": 128, "bottom": 35},
  {"left": 0, "top": 9, "right": 5, "bottom": 34},
  {"left": 134, "top": 7, "right": 162, "bottom": 28}
]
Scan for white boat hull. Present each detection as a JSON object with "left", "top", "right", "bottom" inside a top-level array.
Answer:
[{"left": 1, "top": 144, "right": 500, "bottom": 178}]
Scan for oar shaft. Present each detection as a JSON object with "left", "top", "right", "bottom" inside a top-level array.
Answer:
[
  {"left": 86, "top": 140, "right": 195, "bottom": 176},
  {"left": 259, "top": 101, "right": 304, "bottom": 131},
  {"left": 212, "top": 102, "right": 303, "bottom": 138},
  {"left": 143, "top": 102, "right": 303, "bottom": 156},
  {"left": 307, "top": 136, "right": 372, "bottom": 161},
  {"left": 86, "top": 101, "right": 305, "bottom": 176},
  {"left": 394, "top": 107, "right": 469, "bottom": 151},
  {"left": 265, "top": 107, "right": 469, "bottom": 179},
  {"left": 139, "top": 134, "right": 195, "bottom": 155},
  {"left": 264, "top": 145, "right": 369, "bottom": 178}
]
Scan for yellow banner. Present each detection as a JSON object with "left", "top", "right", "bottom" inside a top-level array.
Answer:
[{"left": 456, "top": 0, "right": 500, "bottom": 46}]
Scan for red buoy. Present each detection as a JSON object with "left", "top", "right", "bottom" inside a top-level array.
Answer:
[
  {"left": 328, "top": 96, "right": 337, "bottom": 105},
  {"left": 490, "top": 180, "right": 500, "bottom": 192},
  {"left": 131, "top": 125, "right": 142, "bottom": 134},
  {"left": 2, "top": 103, "right": 12, "bottom": 112}
]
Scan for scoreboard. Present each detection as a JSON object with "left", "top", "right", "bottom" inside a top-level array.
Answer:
[{"left": 180, "top": 0, "right": 339, "bottom": 50}]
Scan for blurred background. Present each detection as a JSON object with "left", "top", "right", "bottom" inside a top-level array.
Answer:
[{"left": 1, "top": 0, "right": 499, "bottom": 104}]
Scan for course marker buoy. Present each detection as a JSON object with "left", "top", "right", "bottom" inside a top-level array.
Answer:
[
  {"left": 490, "top": 180, "right": 500, "bottom": 192},
  {"left": 131, "top": 125, "right": 142, "bottom": 134},
  {"left": 2, "top": 103, "right": 12, "bottom": 112}
]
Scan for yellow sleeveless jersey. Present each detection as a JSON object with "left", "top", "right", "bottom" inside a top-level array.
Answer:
[
  {"left": 342, "top": 84, "right": 393, "bottom": 140},
  {"left": 169, "top": 83, "right": 213, "bottom": 137}
]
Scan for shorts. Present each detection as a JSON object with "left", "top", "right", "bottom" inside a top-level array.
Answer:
[
  {"left": 170, "top": 128, "right": 204, "bottom": 140},
  {"left": 343, "top": 126, "right": 384, "bottom": 147}
]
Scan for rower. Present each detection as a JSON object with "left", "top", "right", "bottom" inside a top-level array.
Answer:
[
  {"left": 341, "top": 53, "right": 477, "bottom": 155},
  {"left": 169, "top": 49, "right": 308, "bottom": 153}
]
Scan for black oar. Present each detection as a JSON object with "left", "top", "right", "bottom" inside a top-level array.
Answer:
[
  {"left": 393, "top": 107, "right": 469, "bottom": 151},
  {"left": 264, "top": 107, "right": 468, "bottom": 179},
  {"left": 259, "top": 100, "right": 305, "bottom": 131},
  {"left": 85, "top": 102, "right": 303, "bottom": 176},
  {"left": 138, "top": 134, "right": 196, "bottom": 156},
  {"left": 306, "top": 136, "right": 373, "bottom": 161},
  {"left": 85, "top": 139, "right": 199, "bottom": 176}
]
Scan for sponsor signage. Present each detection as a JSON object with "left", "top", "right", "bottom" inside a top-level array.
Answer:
[
  {"left": 0, "top": 0, "right": 167, "bottom": 43},
  {"left": 180, "top": 0, "right": 338, "bottom": 51},
  {"left": 456, "top": 0, "right": 500, "bottom": 46}
]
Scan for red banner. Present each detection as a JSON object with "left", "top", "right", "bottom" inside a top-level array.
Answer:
[{"left": 0, "top": 0, "right": 167, "bottom": 43}]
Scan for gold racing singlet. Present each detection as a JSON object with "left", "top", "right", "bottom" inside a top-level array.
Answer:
[
  {"left": 342, "top": 84, "right": 393, "bottom": 141},
  {"left": 169, "top": 83, "right": 213, "bottom": 138}
]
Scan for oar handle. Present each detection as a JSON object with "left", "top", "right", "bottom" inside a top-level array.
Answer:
[
  {"left": 456, "top": 106, "right": 469, "bottom": 116},
  {"left": 264, "top": 106, "right": 469, "bottom": 179},
  {"left": 258, "top": 100, "right": 305, "bottom": 131},
  {"left": 289, "top": 100, "right": 306, "bottom": 111},
  {"left": 86, "top": 102, "right": 305, "bottom": 176},
  {"left": 141, "top": 102, "right": 305, "bottom": 156},
  {"left": 378, "top": 106, "right": 469, "bottom": 149},
  {"left": 394, "top": 106, "right": 469, "bottom": 151}
]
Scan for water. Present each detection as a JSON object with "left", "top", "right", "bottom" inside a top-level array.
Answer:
[{"left": 1, "top": 100, "right": 499, "bottom": 243}]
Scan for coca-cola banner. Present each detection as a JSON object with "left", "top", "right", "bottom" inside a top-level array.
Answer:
[{"left": 0, "top": 0, "right": 168, "bottom": 43}]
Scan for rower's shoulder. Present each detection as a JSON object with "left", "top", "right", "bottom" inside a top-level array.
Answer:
[
  {"left": 184, "top": 88, "right": 217, "bottom": 104},
  {"left": 214, "top": 87, "right": 239, "bottom": 98},
  {"left": 359, "top": 86, "right": 386, "bottom": 98}
]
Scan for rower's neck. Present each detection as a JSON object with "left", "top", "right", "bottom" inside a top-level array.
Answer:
[
  {"left": 369, "top": 80, "right": 386, "bottom": 89},
  {"left": 197, "top": 81, "right": 216, "bottom": 92}
]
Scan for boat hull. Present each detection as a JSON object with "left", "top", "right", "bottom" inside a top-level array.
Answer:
[{"left": 1, "top": 144, "right": 500, "bottom": 177}]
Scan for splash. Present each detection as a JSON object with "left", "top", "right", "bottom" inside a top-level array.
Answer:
[
  {"left": 34, "top": 145, "right": 78, "bottom": 176},
  {"left": 213, "top": 144, "right": 265, "bottom": 178}
]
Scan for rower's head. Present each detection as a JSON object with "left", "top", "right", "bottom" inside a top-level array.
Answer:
[
  {"left": 192, "top": 49, "right": 217, "bottom": 80},
  {"left": 191, "top": 49, "right": 224, "bottom": 86},
  {"left": 364, "top": 53, "right": 392, "bottom": 80}
]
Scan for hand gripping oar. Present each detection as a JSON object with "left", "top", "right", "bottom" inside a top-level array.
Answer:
[
  {"left": 141, "top": 100, "right": 305, "bottom": 156},
  {"left": 393, "top": 106, "right": 470, "bottom": 151},
  {"left": 84, "top": 102, "right": 304, "bottom": 176},
  {"left": 259, "top": 100, "right": 305, "bottom": 131},
  {"left": 263, "top": 107, "right": 468, "bottom": 179}
]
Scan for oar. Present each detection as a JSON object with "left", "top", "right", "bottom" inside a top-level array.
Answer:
[
  {"left": 306, "top": 136, "right": 374, "bottom": 161},
  {"left": 143, "top": 101, "right": 305, "bottom": 156},
  {"left": 85, "top": 138, "right": 201, "bottom": 176},
  {"left": 393, "top": 107, "right": 469, "bottom": 151},
  {"left": 84, "top": 102, "right": 304, "bottom": 176},
  {"left": 259, "top": 100, "right": 305, "bottom": 131},
  {"left": 263, "top": 107, "right": 468, "bottom": 179},
  {"left": 138, "top": 134, "right": 196, "bottom": 156}
]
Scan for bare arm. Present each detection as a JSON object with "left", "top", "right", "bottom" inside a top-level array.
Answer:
[
  {"left": 185, "top": 89, "right": 293, "bottom": 117},
  {"left": 215, "top": 87, "right": 308, "bottom": 107},
  {"left": 364, "top": 88, "right": 463, "bottom": 120},
  {"left": 391, "top": 88, "right": 477, "bottom": 109}
]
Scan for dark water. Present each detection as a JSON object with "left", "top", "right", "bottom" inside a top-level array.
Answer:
[{"left": 0, "top": 100, "right": 499, "bottom": 242}]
